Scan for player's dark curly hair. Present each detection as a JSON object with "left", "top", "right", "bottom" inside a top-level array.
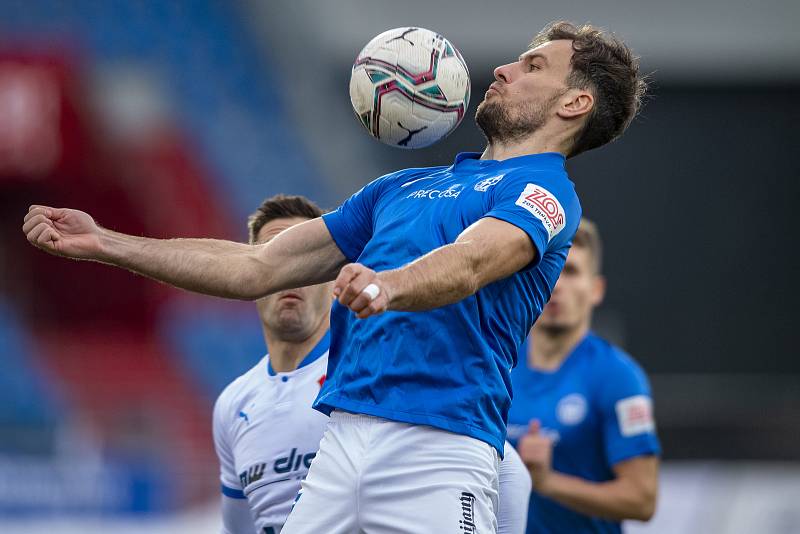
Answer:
[
  {"left": 532, "top": 21, "right": 646, "bottom": 157},
  {"left": 248, "top": 194, "right": 324, "bottom": 244}
]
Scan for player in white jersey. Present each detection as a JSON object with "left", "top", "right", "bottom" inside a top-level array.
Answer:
[
  {"left": 213, "top": 195, "right": 532, "bottom": 534},
  {"left": 214, "top": 196, "right": 332, "bottom": 534}
]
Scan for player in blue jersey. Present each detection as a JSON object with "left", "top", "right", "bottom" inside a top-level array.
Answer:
[
  {"left": 215, "top": 194, "right": 532, "bottom": 534},
  {"left": 24, "top": 21, "right": 645, "bottom": 533},
  {"left": 509, "top": 218, "right": 660, "bottom": 533}
]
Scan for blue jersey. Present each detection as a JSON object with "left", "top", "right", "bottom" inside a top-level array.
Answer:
[
  {"left": 507, "top": 333, "right": 661, "bottom": 534},
  {"left": 316, "top": 151, "right": 581, "bottom": 454}
]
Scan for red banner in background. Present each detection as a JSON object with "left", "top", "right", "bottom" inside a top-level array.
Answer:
[{"left": 0, "top": 62, "right": 62, "bottom": 178}]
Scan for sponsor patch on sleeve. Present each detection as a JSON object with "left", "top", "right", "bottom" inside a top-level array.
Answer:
[
  {"left": 514, "top": 184, "right": 566, "bottom": 241},
  {"left": 615, "top": 395, "right": 655, "bottom": 437}
]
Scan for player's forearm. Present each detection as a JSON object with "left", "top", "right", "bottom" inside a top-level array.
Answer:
[
  {"left": 380, "top": 242, "right": 481, "bottom": 311},
  {"left": 98, "top": 228, "right": 270, "bottom": 300},
  {"left": 537, "top": 471, "right": 656, "bottom": 521}
]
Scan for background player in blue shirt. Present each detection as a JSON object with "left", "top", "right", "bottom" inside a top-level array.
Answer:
[
  {"left": 24, "top": 21, "right": 646, "bottom": 533},
  {"left": 509, "top": 219, "right": 660, "bottom": 533}
]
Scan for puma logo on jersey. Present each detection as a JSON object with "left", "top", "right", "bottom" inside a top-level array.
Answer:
[{"left": 400, "top": 176, "right": 433, "bottom": 188}]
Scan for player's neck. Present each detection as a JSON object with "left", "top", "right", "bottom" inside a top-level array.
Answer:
[
  {"left": 528, "top": 321, "right": 590, "bottom": 371},
  {"left": 263, "top": 320, "right": 329, "bottom": 373},
  {"left": 481, "top": 129, "right": 570, "bottom": 162}
]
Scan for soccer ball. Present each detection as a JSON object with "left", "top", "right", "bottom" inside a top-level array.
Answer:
[{"left": 349, "top": 27, "right": 470, "bottom": 149}]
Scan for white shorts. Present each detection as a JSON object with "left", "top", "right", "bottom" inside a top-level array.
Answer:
[{"left": 282, "top": 410, "right": 500, "bottom": 534}]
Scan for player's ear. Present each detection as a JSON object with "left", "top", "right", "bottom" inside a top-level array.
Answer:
[
  {"left": 557, "top": 89, "right": 593, "bottom": 120},
  {"left": 591, "top": 275, "right": 606, "bottom": 306}
]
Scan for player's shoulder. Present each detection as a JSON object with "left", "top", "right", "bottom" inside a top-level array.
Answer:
[
  {"left": 582, "top": 334, "right": 648, "bottom": 379},
  {"left": 361, "top": 165, "right": 451, "bottom": 199},
  {"left": 381, "top": 164, "right": 450, "bottom": 185},
  {"left": 214, "top": 355, "right": 268, "bottom": 414},
  {"left": 498, "top": 163, "right": 581, "bottom": 228},
  {"left": 504, "top": 164, "right": 577, "bottom": 201}
]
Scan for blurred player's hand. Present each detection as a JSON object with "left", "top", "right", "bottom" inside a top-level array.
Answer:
[
  {"left": 517, "top": 419, "right": 554, "bottom": 493},
  {"left": 22, "top": 206, "right": 104, "bottom": 260},
  {"left": 333, "top": 263, "right": 390, "bottom": 319}
]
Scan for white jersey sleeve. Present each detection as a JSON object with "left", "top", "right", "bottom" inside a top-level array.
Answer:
[
  {"left": 213, "top": 390, "right": 245, "bottom": 495},
  {"left": 497, "top": 441, "right": 532, "bottom": 534},
  {"left": 221, "top": 495, "right": 258, "bottom": 534}
]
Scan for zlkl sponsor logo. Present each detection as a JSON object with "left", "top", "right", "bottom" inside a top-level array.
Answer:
[
  {"left": 459, "top": 491, "right": 477, "bottom": 533},
  {"left": 515, "top": 183, "right": 566, "bottom": 240}
]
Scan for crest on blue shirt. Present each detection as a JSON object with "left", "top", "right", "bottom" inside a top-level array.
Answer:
[
  {"left": 556, "top": 393, "right": 588, "bottom": 426},
  {"left": 474, "top": 174, "right": 504, "bottom": 192}
]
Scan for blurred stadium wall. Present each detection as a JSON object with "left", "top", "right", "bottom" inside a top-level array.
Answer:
[{"left": 0, "top": 1, "right": 797, "bottom": 532}]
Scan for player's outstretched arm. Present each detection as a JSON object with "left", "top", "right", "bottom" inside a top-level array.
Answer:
[
  {"left": 333, "top": 216, "right": 535, "bottom": 318},
  {"left": 22, "top": 205, "right": 347, "bottom": 300},
  {"left": 518, "top": 421, "right": 658, "bottom": 522}
]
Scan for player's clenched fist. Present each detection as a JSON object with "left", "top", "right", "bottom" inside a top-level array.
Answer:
[
  {"left": 22, "top": 206, "right": 104, "bottom": 260},
  {"left": 517, "top": 419, "right": 554, "bottom": 494},
  {"left": 333, "top": 263, "right": 390, "bottom": 319}
]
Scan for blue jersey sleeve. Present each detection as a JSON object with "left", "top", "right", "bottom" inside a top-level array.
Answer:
[
  {"left": 322, "top": 176, "right": 387, "bottom": 262},
  {"left": 483, "top": 169, "right": 579, "bottom": 269},
  {"left": 597, "top": 353, "right": 661, "bottom": 466}
]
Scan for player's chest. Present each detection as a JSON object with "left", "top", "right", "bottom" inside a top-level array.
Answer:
[
  {"left": 376, "top": 170, "right": 507, "bottom": 229},
  {"left": 508, "top": 381, "right": 599, "bottom": 447},
  {"left": 230, "top": 374, "right": 329, "bottom": 495}
]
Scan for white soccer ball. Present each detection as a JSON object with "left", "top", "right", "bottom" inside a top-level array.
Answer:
[{"left": 349, "top": 27, "right": 471, "bottom": 149}]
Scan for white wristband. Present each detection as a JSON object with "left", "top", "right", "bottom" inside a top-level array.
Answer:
[{"left": 362, "top": 283, "right": 380, "bottom": 301}]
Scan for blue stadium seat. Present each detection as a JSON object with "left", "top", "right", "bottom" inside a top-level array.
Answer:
[
  {"left": 0, "top": 298, "right": 61, "bottom": 430},
  {"left": 0, "top": 0, "right": 333, "bottom": 219},
  {"left": 160, "top": 301, "right": 267, "bottom": 398}
]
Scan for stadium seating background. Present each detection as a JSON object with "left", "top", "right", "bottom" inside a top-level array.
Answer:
[{"left": 0, "top": 1, "right": 798, "bottom": 532}]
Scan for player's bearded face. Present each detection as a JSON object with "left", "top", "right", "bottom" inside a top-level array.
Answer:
[{"left": 476, "top": 88, "right": 562, "bottom": 144}]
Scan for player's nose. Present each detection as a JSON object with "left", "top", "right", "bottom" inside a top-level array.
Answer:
[{"left": 493, "top": 62, "right": 514, "bottom": 84}]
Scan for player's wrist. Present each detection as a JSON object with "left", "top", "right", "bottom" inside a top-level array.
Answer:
[
  {"left": 532, "top": 466, "right": 555, "bottom": 497},
  {"left": 96, "top": 227, "right": 136, "bottom": 264},
  {"left": 376, "top": 270, "right": 401, "bottom": 311}
]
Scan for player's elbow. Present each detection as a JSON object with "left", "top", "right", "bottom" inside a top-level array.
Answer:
[
  {"left": 460, "top": 247, "right": 493, "bottom": 297},
  {"left": 631, "top": 489, "right": 657, "bottom": 521},
  {"left": 462, "top": 266, "right": 482, "bottom": 298}
]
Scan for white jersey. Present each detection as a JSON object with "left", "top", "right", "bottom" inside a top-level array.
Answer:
[
  {"left": 213, "top": 331, "right": 530, "bottom": 534},
  {"left": 213, "top": 335, "right": 330, "bottom": 534}
]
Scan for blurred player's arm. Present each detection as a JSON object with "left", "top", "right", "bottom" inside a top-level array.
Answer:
[
  {"left": 221, "top": 497, "right": 257, "bottom": 534},
  {"left": 22, "top": 206, "right": 346, "bottom": 299},
  {"left": 518, "top": 421, "right": 658, "bottom": 522},
  {"left": 334, "top": 216, "right": 535, "bottom": 317},
  {"left": 536, "top": 457, "right": 658, "bottom": 522}
]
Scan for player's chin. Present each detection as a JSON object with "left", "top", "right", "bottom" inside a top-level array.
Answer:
[
  {"left": 274, "top": 305, "right": 305, "bottom": 322},
  {"left": 537, "top": 315, "right": 565, "bottom": 329}
]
